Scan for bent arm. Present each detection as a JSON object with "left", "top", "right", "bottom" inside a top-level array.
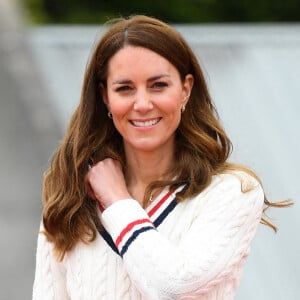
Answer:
[
  {"left": 100, "top": 174, "right": 264, "bottom": 299},
  {"left": 32, "top": 223, "right": 69, "bottom": 300}
]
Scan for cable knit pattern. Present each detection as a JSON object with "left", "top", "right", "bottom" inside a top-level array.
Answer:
[
  {"left": 33, "top": 171, "right": 264, "bottom": 300},
  {"left": 33, "top": 224, "right": 69, "bottom": 300},
  {"left": 92, "top": 239, "right": 107, "bottom": 299}
]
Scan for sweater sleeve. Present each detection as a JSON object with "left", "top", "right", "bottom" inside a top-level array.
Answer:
[
  {"left": 32, "top": 222, "right": 69, "bottom": 300},
  {"left": 100, "top": 173, "right": 264, "bottom": 299}
]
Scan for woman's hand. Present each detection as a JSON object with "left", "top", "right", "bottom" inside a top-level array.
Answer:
[{"left": 85, "top": 158, "right": 131, "bottom": 209}]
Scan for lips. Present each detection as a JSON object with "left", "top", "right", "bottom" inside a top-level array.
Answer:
[{"left": 130, "top": 118, "right": 161, "bottom": 127}]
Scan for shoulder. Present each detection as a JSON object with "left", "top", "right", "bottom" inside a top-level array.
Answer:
[
  {"left": 209, "top": 170, "right": 262, "bottom": 194},
  {"left": 193, "top": 170, "right": 265, "bottom": 212}
]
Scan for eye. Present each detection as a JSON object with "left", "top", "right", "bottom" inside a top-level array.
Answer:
[
  {"left": 152, "top": 81, "right": 168, "bottom": 89},
  {"left": 115, "top": 85, "right": 132, "bottom": 92}
]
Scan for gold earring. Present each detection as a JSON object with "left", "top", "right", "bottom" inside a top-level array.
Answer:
[
  {"left": 181, "top": 105, "right": 186, "bottom": 113},
  {"left": 108, "top": 112, "right": 112, "bottom": 119}
]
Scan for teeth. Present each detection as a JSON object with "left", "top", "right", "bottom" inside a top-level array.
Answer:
[{"left": 132, "top": 118, "right": 160, "bottom": 127}]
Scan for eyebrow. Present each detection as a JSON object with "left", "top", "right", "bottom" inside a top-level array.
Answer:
[{"left": 112, "top": 74, "right": 170, "bottom": 85}]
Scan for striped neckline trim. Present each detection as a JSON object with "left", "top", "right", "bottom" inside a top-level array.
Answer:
[{"left": 147, "top": 190, "right": 173, "bottom": 217}]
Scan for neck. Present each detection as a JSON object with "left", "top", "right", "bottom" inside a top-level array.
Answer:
[{"left": 124, "top": 146, "right": 174, "bottom": 203}]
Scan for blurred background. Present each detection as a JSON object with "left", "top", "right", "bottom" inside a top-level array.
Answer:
[{"left": 0, "top": 0, "right": 299, "bottom": 299}]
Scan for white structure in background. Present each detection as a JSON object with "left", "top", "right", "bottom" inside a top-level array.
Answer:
[{"left": 29, "top": 25, "right": 300, "bottom": 300}]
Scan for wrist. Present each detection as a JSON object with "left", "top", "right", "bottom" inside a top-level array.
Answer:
[{"left": 99, "top": 192, "right": 132, "bottom": 210}]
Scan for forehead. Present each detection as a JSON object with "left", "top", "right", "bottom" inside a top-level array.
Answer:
[{"left": 107, "top": 46, "right": 179, "bottom": 80}]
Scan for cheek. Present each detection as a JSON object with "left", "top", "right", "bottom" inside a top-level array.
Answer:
[
  {"left": 108, "top": 97, "right": 131, "bottom": 117},
  {"left": 158, "top": 93, "right": 183, "bottom": 114}
]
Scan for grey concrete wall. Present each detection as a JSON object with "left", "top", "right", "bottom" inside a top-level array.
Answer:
[{"left": 0, "top": 0, "right": 61, "bottom": 298}]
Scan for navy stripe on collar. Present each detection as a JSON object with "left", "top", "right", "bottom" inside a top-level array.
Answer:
[
  {"left": 99, "top": 228, "right": 120, "bottom": 255},
  {"left": 153, "top": 199, "right": 177, "bottom": 227}
]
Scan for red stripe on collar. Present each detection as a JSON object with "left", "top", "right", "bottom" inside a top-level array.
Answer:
[{"left": 148, "top": 190, "right": 173, "bottom": 217}]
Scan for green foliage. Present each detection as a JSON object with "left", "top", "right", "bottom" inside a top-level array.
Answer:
[{"left": 21, "top": 0, "right": 300, "bottom": 24}]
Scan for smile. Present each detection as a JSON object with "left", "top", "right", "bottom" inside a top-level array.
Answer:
[{"left": 130, "top": 118, "right": 161, "bottom": 127}]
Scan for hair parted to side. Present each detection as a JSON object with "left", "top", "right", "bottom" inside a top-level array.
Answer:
[{"left": 42, "top": 15, "right": 293, "bottom": 260}]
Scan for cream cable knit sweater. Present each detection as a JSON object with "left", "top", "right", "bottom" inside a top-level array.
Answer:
[{"left": 33, "top": 172, "right": 264, "bottom": 300}]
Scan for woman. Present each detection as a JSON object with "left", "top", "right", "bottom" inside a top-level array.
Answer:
[{"left": 33, "top": 15, "right": 291, "bottom": 299}]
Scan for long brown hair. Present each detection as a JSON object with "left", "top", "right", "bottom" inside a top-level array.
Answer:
[{"left": 42, "top": 15, "right": 292, "bottom": 260}]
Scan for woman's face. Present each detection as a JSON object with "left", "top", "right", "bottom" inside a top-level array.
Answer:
[{"left": 104, "top": 46, "right": 193, "bottom": 154}]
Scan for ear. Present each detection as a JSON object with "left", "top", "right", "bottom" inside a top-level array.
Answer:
[{"left": 182, "top": 74, "right": 194, "bottom": 105}]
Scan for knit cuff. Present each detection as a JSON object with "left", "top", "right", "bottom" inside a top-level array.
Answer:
[{"left": 100, "top": 199, "right": 155, "bottom": 257}]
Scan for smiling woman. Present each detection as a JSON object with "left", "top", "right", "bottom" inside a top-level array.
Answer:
[
  {"left": 32, "top": 15, "right": 292, "bottom": 300},
  {"left": 104, "top": 46, "right": 193, "bottom": 157}
]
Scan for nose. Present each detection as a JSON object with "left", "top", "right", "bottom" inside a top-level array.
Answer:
[{"left": 133, "top": 89, "right": 153, "bottom": 113}]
